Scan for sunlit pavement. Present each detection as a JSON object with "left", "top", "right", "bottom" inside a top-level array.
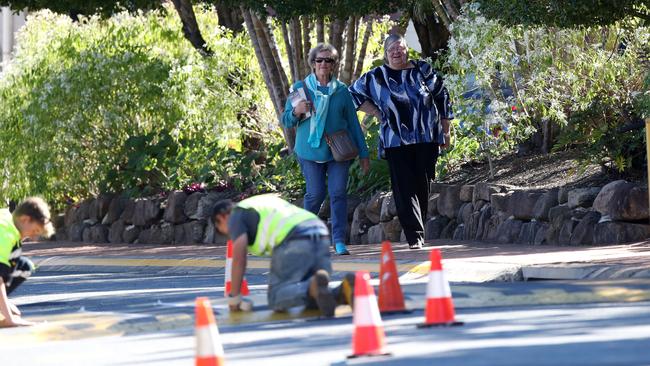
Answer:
[{"left": 2, "top": 267, "right": 650, "bottom": 365}]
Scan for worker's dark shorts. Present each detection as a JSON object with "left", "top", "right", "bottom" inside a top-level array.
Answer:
[{"left": 4, "top": 256, "right": 34, "bottom": 295}]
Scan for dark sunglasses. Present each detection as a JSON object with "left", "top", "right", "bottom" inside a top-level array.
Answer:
[{"left": 315, "top": 58, "right": 335, "bottom": 64}]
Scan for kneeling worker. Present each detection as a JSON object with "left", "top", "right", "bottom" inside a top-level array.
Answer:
[
  {"left": 212, "top": 194, "right": 353, "bottom": 317},
  {"left": 1, "top": 197, "right": 54, "bottom": 327}
]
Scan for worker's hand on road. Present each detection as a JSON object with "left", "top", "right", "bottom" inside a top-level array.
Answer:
[
  {"left": 0, "top": 315, "right": 35, "bottom": 327},
  {"left": 9, "top": 301, "right": 21, "bottom": 316},
  {"left": 228, "top": 294, "right": 253, "bottom": 312}
]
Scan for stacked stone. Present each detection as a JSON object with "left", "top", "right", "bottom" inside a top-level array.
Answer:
[
  {"left": 58, "top": 191, "right": 235, "bottom": 245},
  {"left": 56, "top": 180, "right": 649, "bottom": 246},
  {"left": 348, "top": 180, "right": 650, "bottom": 246}
]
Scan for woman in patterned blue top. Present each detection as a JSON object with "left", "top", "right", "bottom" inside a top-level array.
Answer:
[{"left": 349, "top": 34, "right": 454, "bottom": 249}]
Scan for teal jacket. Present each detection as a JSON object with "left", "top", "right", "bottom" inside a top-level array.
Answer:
[{"left": 281, "top": 78, "right": 369, "bottom": 162}]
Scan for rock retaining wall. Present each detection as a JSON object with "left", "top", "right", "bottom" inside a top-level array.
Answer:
[
  {"left": 349, "top": 180, "right": 650, "bottom": 246},
  {"left": 57, "top": 191, "right": 236, "bottom": 245},
  {"left": 55, "top": 180, "right": 650, "bottom": 246}
]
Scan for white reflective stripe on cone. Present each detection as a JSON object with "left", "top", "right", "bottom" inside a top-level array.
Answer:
[
  {"left": 426, "top": 271, "right": 452, "bottom": 298},
  {"left": 196, "top": 325, "right": 225, "bottom": 357},
  {"left": 353, "top": 295, "right": 383, "bottom": 327}
]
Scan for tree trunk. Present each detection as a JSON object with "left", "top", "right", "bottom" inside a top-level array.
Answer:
[
  {"left": 316, "top": 17, "right": 325, "bottom": 43},
  {"left": 241, "top": 8, "right": 281, "bottom": 116},
  {"left": 328, "top": 17, "right": 345, "bottom": 54},
  {"left": 340, "top": 16, "right": 357, "bottom": 84},
  {"left": 328, "top": 17, "right": 345, "bottom": 77},
  {"left": 242, "top": 7, "right": 294, "bottom": 149},
  {"left": 353, "top": 19, "right": 373, "bottom": 81},
  {"left": 170, "top": 0, "right": 213, "bottom": 56},
  {"left": 263, "top": 16, "right": 290, "bottom": 94},
  {"left": 441, "top": 0, "right": 460, "bottom": 20},
  {"left": 252, "top": 13, "right": 288, "bottom": 107},
  {"left": 431, "top": 0, "right": 452, "bottom": 30},
  {"left": 281, "top": 22, "right": 298, "bottom": 84},
  {"left": 290, "top": 17, "right": 306, "bottom": 80},
  {"left": 302, "top": 17, "right": 312, "bottom": 75},
  {"left": 411, "top": 11, "right": 450, "bottom": 59},
  {"left": 215, "top": 2, "right": 244, "bottom": 34}
]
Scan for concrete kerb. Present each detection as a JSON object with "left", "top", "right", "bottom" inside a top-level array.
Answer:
[{"left": 522, "top": 264, "right": 650, "bottom": 281}]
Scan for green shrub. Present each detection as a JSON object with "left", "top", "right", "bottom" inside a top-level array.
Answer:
[
  {"left": 0, "top": 6, "right": 273, "bottom": 204},
  {"left": 441, "top": 3, "right": 649, "bottom": 175}
]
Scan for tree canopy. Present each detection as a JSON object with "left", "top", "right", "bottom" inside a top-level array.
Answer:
[
  {"left": 221, "top": 0, "right": 401, "bottom": 20},
  {"left": 0, "top": 0, "right": 401, "bottom": 19},
  {"left": 0, "top": 0, "right": 161, "bottom": 17},
  {"left": 479, "top": 0, "right": 650, "bottom": 27}
]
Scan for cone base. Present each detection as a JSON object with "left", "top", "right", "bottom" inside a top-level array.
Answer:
[
  {"left": 347, "top": 351, "right": 392, "bottom": 359},
  {"left": 416, "top": 320, "right": 464, "bottom": 328},
  {"left": 196, "top": 356, "right": 224, "bottom": 366},
  {"left": 380, "top": 308, "right": 413, "bottom": 315}
]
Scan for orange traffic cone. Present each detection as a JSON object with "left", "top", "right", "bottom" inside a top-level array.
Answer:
[
  {"left": 225, "top": 240, "right": 249, "bottom": 297},
  {"left": 348, "top": 271, "right": 391, "bottom": 359},
  {"left": 417, "top": 249, "right": 463, "bottom": 328},
  {"left": 378, "top": 241, "right": 410, "bottom": 314},
  {"left": 195, "top": 297, "right": 225, "bottom": 366}
]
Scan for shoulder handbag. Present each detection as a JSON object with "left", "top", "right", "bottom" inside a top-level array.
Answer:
[
  {"left": 304, "top": 79, "right": 359, "bottom": 162},
  {"left": 325, "top": 129, "right": 359, "bottom": 162}
]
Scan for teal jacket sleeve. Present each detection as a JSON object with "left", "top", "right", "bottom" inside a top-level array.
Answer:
[
  {"left": 281, "top": 82, "right": 302, "bottom": 128},
  {"left": 343, "top": 88, "right": 369, "bottom": 159}
]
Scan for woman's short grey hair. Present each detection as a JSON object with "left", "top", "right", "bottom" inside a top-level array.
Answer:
[
  {"left": 383, "top": 34, "right": 408, "bottom": 63},
  {"left": 308, "top": 43, "right": 339, "bottom": 70}
]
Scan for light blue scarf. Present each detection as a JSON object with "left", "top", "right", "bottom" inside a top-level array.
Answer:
[{"left": 305, "top": 73, "right": 338, "bottom": 148}]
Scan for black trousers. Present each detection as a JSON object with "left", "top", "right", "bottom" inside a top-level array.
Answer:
[{"left": 385, "top": 142, "right": 439, "bottom": 245}]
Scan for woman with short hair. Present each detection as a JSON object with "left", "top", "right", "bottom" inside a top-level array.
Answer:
[
  {"left": 349, "top": 34, "right": 454, "bottom": 249},
  {"left": 282, "top": 43, "right": 370, "bottom": 255}
]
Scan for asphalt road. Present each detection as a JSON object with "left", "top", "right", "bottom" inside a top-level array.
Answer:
[{"left": 2, "top": 268, "right": 650, "bottom": 365}]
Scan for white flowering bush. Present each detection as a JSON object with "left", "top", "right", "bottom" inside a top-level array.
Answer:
[
  {"left": 440, "top": 3, "right": 649, "bottom": 175},
  {"left": 0, "top": 6, "right": 272, "bottom": 203}
]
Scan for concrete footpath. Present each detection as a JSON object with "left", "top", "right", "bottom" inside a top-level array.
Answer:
[{"left": 23, "top": 239, "right": 650, "bottom": 283}]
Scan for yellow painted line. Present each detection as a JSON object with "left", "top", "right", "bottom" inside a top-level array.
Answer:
[
  {"left": 7, "top": 283, "right": 650, "bottom": 344},
  {"left": 33, "top": 256, "right": 423, "bottom": 274},
  {"left": 3, "top": 312, "right": 127, "bottom": 344},
  {"left": 407, "top": 285, "right": 650, "bottom": 309},
  {"left": 406, "top": 261, "right": 431, "bottom": 276},
  {"left": 3, "top": 301, "right": 354, "bottom": 344},
  {"left": 34, "top": 257, "right": 228, "bottom": 268}
]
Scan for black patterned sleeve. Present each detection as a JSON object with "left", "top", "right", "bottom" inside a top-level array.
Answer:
[
  {"left": 419, "top": 61, "right": 454, "bottom": 119},
  {"left": 348, "top": 70, "right": 374, "bottom": 109}
]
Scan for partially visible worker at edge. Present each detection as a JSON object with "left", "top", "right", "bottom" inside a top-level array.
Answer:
[
  {"left": 211, "top": 194, "right": 354, "bottom": 317},
  {"left": 1, "top": 197, "right": 54, "bottom": 327}
]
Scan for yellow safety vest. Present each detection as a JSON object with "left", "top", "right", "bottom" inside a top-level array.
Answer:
[
  {"left": 237, "top": 194, "right": 318, "bottom": 256},
  {"left": 0, "top": 209, "right": 21, "bottom": 266}
]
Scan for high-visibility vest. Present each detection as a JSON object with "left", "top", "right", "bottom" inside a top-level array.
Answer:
[
  {"left": 237, "top": 194, "right": 319, "bottom": 256},
  {"left": 0, "top": 209, "right": 21, "bottom": 267}
]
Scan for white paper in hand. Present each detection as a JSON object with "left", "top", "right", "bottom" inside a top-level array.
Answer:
[{"left": 288, "top": 87, "right": 312, "bottom": 120}]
